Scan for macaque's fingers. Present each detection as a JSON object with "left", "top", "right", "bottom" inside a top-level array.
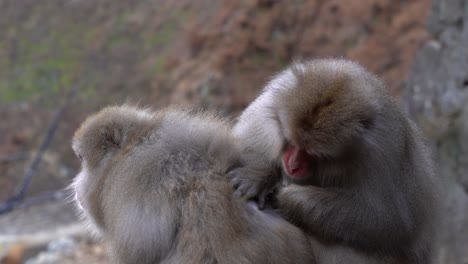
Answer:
[
  {"left": 228, "top": 167, "right": 261, "bottom": 197},
  {"left": 226, "top": 168, "right": 237, "bottom": 180},
  {"left": 228, "top": 172, "right": 242, "bottom": 189},
  {"left": 257, "top": 191, "right": 266, "bottom": 210},
  {"left": 234, "top": 180, "right": 260, "bottom": 199},
  {"left": 260, "top": 193, "right": 273, "bottom": 210},
  {"left": 246, "top": 185, "right": 261, "bottom": 199},
  {"left": 257, "top": 185, "right": 277, "bottom": 210}
]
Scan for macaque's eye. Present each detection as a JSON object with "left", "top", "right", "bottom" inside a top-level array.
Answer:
[{"left": 77, "top": 153, "right": 84, "bottom": 161}]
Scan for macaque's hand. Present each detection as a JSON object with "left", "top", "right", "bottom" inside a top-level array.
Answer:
[{"left": 228, "top": 166, "right": 279, "bottom": 209}]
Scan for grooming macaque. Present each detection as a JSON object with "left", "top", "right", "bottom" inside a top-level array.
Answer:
[
  {"left": 71, "top": 106, "right": 315, "bottom": 264},
  {"left": 230, "top": 59, "right": 438, "bottom": 263}
]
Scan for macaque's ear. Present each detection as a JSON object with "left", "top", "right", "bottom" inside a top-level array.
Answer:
[
  {"left": 73, "top": 105, "right": 154, "bottom": 166},
  {"left": 100, "top": 125, "right": 123, "bottom": 150},
  {"left": 73, "top": 111, "right": 128, "bottom": 167}
]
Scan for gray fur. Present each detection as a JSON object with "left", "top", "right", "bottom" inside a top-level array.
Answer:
[{"left": 72, "top": 106, "right": 315, "bottom": 264}]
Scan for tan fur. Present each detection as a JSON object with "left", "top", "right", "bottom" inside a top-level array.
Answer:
[
  {"left": 72, "top": 106, "right": 315, "bottom": 264},
  {"left": 231, "top": 59, "right": 439, "bottom": 263}
]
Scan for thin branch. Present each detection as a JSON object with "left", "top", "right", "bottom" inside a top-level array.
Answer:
[{"left": 0, "top": 86, "right": 78, "bottom": 215}]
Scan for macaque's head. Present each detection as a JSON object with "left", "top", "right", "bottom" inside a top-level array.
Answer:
[
  {"left": 71, "top": 106, "right": 238, "bottom": 234},
  {"left": 274, "top": 60, "right": 383, "bottom": 179},
  {"left": 71, "top": 106, "right": 157, "bottom": 232},
  {"left": 71, "top": 105, "right": 241, "bottom": 262}
]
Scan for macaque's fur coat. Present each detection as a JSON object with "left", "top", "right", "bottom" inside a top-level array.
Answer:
[
  {"left": 232, "top": 59, "right": 439, "bottom": 263},
  {"left": 72, "top": 106, "right": 315, "bottom": 264}
]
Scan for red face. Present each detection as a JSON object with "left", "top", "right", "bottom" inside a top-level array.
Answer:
[{"left": 281, "top": 144, "right": 313, "bottom": 178}]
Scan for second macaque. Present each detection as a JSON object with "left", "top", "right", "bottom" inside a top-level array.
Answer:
[{"left": 230, "top": 59, "right": 439, "bottom": 263}]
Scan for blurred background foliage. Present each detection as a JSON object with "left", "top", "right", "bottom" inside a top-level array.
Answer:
[{"left": 0, "top": 0, "right": 430, "bottom": 177}]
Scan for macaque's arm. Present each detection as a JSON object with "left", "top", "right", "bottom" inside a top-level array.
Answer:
[{"left": 279, "top": 184, "right": 414, "bottom": 253}]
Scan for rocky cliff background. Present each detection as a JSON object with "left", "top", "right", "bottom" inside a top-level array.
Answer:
[
  {"left": 0, "top": 0, "right": 466, "bottom": 263},
  {"left": 404, "top": 0, "right": 468, "bottom": 263}
]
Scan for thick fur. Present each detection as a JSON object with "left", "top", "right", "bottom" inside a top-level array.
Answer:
[
  {"left": 231, "top": 59, "right": 439, "bottom": 263},
  {"left": 72, "top": 106, "right": 315, "bottom": 264}
]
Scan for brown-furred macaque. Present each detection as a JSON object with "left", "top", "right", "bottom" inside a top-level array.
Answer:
[
  {"left": 71, "top": 105, "right": 315, "bottom": 264},
  {"left": 229, "top": 59, "right": 439, "bottom": 263}
]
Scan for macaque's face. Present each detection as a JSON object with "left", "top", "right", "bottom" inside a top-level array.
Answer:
[
  {"left": 71, "top": 135, "right": 122, "bottom": 233},
  {"left": 71, "top": 150, "right": 104, "bottom": 233},
  {"left": 277, "top": 65, "right": 376, "bottom": 182},
  {"left": 73, "top": 168, "right": 87, "bottom": 211},
  {"left": 71, "top": 149, "right": 100, "bottom": 213},
  {"left": 71, "top": 150, "right": 112, "bottom": 213}
]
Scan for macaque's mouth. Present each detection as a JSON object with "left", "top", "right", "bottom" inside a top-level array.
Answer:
[{"left": 282, "top": 145, "right": 312, "bottom": 178}]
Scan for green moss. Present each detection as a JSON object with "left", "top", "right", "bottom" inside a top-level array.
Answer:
[
  {"left": 273, "top": 55, "right": 288, "bottom": 68},
  {"left": 143, "top": 25, "right": 176, "bottom": 49},
  {"left": 0, "top": 24, "right": 85, "bottom": 103},
  {"left": 109, "top": 35, "right": 131, "bottom": 48},
  {"left": 153, "top": 56, "right": 167, "bottom": 74},
  {"left": 252, "top": 51, "right": 269, "bottom": 65},
  {"left": 78, "top": 81, "right": 97, "bottom": 100},
  {"left": 143, "top": 8, "right": 189, "bottom": 51},
  {"left": 173, "top": 9, "right": 190, "bottom": 21},
  {"left": 0, "top": 5, "right": 190, "bottom": 104},
  {"left": 343, "top": 37, "right": 358, "bottom": 49}
]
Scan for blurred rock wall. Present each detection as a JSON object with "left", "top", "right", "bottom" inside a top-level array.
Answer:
[{"left": 403, "top": 0, "right": 468, "bottom": 263}]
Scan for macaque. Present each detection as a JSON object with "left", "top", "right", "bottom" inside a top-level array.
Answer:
[
  {"left": 71, "top": 106, "right": 315, "bottom": 264},
  {"left": 230, "top": 59, "right": 439, "bottom": 263}
]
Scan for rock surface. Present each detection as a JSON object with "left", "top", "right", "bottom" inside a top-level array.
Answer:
[
  {"left": 403, "top": 0, "right": 468, "bottom": 263},
  {"left": 0, "top": 200, "right": 92, "bottom": 264}
]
